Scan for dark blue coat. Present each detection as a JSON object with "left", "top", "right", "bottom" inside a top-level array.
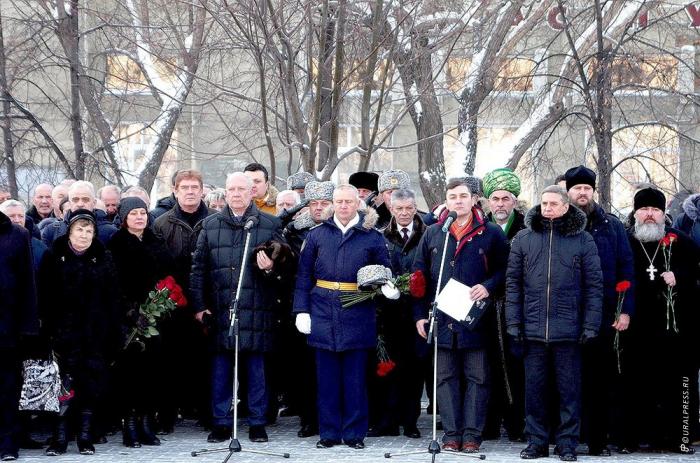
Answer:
[
  {"left": 412, "top": 209, "right": 510, "bottom": 350},
  {"left": 41, "top": 209, "right": 117, "bottom": 246},
  {"left": 293, "top": 211, "right": 391, "bottom": 352},
  {"left": 585, "top": 204, "right": 635, "bottom": 332},
  {"left": 506, "top": 206, "right": 603, "bottom": 343},
  {"left": 0, "top": 211, "right": 39, "bottom": 349}
]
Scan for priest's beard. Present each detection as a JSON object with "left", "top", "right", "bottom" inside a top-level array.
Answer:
[{"left": 634, "top": 222, "right": 666, "bottom": 242}]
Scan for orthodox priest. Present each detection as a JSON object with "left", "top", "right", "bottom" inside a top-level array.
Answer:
[{"left": 626, "top": 187, "right": 699, "bottom": 455}]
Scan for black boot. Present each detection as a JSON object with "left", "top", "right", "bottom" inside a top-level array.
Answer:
[
  {"left": 45, "top": 417, "right": 68, "bottom": 456},
  {"left": 122, "top": 414, "right": 141, "bottom": 448},
  {"left": 138, "top": 415, "right": 161, "bottom": 446},
  {"left": 77, "top": 411, "right": 95, "bottom": 455}
]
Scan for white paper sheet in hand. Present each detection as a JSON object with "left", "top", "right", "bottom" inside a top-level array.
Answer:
[{"left": 435, "top": 278, "right": 474, "bottom": 321}]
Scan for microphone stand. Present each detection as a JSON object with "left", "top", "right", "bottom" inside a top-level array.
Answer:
[
  {"left": 384, "top": 222, "right": 485, "bottom": 462},
  {"left": 192, "top": 219, "right": 290, "bottom": 461}
]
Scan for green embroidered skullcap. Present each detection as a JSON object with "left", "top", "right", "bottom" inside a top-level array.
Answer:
[{"left": 483, "top": 168, "right": 521, "bottom": 198}]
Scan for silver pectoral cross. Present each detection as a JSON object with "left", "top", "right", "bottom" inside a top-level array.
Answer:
[{"left": 646, "top": 264, "right": 657, "bottom": 281}]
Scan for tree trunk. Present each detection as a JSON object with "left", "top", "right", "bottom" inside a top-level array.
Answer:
[
  {"left": 57, "top": 0, "right": 86, "bottom": 178},
  {"left": 0, "top": 11, "right": 17, "bottom": 197},
  {"left": 414, "top": 37, "right": 445, "bottom": 209},
  {"left": 594, "top": 45, "right": 613, "bottom": 211},
  {"left": 315, "top": 4, "right": 336, "bottom": 171}
]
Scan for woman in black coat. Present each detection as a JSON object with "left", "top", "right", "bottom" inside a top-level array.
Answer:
[
  {"left": 45, "top": 210, "right": 121, "bottom": 457},
  {"left": 107, "top": 198, "right": 175, "bottom": 448}
]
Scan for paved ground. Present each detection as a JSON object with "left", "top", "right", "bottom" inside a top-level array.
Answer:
[{"left": 16, "top": 414, "right": 699, "bottom": 463}]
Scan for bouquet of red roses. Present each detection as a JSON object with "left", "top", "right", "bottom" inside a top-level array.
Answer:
[{"left": 123, "top": 276, "right": 187, "bottom": 349}]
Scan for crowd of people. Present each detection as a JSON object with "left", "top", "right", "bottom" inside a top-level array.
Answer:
[{"left": 0, "top": 162, "right": 698, "bottom": 461}]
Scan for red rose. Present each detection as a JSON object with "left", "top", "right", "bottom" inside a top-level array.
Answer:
[
  {"left": 409, "top": 271, "right": 426, "bottom": 298},
  {"left": 175, "top": 294, "right": 187, "bottom": 308},
  {"left": 376, "top": 359, "right": 396, "bottom": 377},
  {"left": 59, "top": 389, "right": 75, "bottom": 402},
  {"left": 156, "top": 280, "right": 166, "bottom": 291},
  {"left": 615, "top": 281, "right": 631, "bottom": 292}
]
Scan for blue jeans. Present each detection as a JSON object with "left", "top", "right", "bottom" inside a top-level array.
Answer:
[
  {"left": 436, "top": 347, "right": 490, "bottom": 444},
  {"left": 211, "top": 352, "right": 268, "bottom": 427},
  {"left": 316, "top": 349, "right": 368, "bottom": 442},
  {"left": 524, "top": 341, "right": 581, "bottom": 449}
]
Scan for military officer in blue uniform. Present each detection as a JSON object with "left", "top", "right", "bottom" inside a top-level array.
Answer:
[{"left": 293, "top": 184, "right": 392, "bottom": 450}]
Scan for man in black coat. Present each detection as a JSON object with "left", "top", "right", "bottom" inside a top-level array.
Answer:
[
  {"left": 191, "top": 172, "right": 285, "bottom": 444},
  {"left": 153, "top": 169, "right": 214, "bottom": 431},
  {"left": 625, "top": 187, "right": 700, "bottom": 454},
  {"left": 482, "top": 168, "right": 527, "bottom": 442},
  {"left": 0, "top": 210, "right": 39, "bottom": 461},
  {"left": 506, "top": 185, "right": 603, "bottom": 461},
  {"left": 368, "top": 188, "right": 427, "bottom": 439},
  {"left": 564, "top": 166, "right": 635, "bottom": 455}
]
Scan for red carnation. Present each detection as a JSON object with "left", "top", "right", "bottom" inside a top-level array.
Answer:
[
  {"left": 660, "top": 235, "right": 671, "bottom": 247},
  {"left": 668, "top": 233, "right": 678, "bottom": 243},
  {"left": 376, "top": 360, "right": 396, "bottom": 377},
  {"left": 59, "top": 389, "right": 75, "bottom": 402},
  {"left": 409, "top": 271, "right": 426, "bottom": 298},
  {"left": 156, "top": 280, "right": 166, "bottom": 291},
  {"left": 615, "top": 280, "right": 631, "bottom": 293}
]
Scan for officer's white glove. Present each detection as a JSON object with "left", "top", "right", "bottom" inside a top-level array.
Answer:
[
  {"left": 295, "top": 313, "right": 311, "bottom": 334},
  {"left": 381, "top": 281, "right": 401, "bottom": 300}
]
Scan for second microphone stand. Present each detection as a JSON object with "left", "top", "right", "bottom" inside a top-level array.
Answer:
[{"left": 384, "top": 219, "right": 485, "bottom": 462}]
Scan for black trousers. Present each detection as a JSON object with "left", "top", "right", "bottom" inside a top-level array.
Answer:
[
  {"left": 524, "top": 341, "right": 581, "bottom": 449},
  {"left": 0, "top": 349, "right": 20, "bottom": 454},
  {"left": 581, "top": 333, "right": 628, "bottom": 449}
]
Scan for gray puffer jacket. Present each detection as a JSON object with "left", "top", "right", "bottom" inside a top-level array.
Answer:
[{"left": 505, "top": 205, "right": 603, "bottom": 343}]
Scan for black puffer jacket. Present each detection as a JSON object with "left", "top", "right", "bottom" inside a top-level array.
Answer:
[
  {"left": 190, "top": 204, "right": 285, "bottom": 352},
  {"left": 47, "top": 235, "right": 122, "bottom": 367},
  {"left": 505, "top": 205, "right": 603, "bottom": 343}
]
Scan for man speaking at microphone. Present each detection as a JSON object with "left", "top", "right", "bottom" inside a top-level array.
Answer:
[
  {"left": 413, "top": 178, "right": 509, "bottom": 453},
  {"left": 191, "top": 171, "right": 285, "bottom": 444}
]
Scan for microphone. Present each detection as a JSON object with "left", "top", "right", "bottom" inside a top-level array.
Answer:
[
  {"left": 244, "top": 216, "right": 258, "bottom": 230},
  {"left": 441, "top": 211, "right": 457, "bottom": 233}
]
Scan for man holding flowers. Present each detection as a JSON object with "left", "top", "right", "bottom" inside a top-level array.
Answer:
[
  {"left": 564, "top": 166, "right": 635, "bottom": 456},
  {"left": 293, "top": 184, "right": 391, "bottom": 450},
  {"left": 367, "top": 188, "right": 428, "bottom": 439},
  {"left": 625, "top": 187, "right": 700, "bottom": 454}
]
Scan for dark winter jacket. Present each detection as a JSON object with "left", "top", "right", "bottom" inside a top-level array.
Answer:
[
  {"left": 47, "top": 234, "right": 121, "bottom": 366},
  {"left": 153, "top": 201, "right": 214, "bottom": 293},
  {"left": 382, "top": 214, "right": 428, "bottom": 355},
  {"left": 41, "top": 209, "right": 118, "bottom": 247},
  {"left": 412, "top": 208, "right": 510, "bottom": 350},
  {"left": 673, "top": 193, "right": 700, "bottom": 247},
  {"left": 190, "top": 204, "right": 284, "bottom": 352},
  {"left": 293, "top": 210, "right": 391, "bottom": 352},
  {"left": 282, "top": 211, "right": 317, "bottom": 255},
  {"left": 0, "top": 211, "right": 39, "bottom": 349},
  {"left": 24, "top": 216, "right": 41, "bottom": 240},
  {"left": 107, "top": 227, "right": 176, "bottom": 334},
  {"left": 26, "top": 205, "right": 52, "bottom": 225},
  {"left": 505, "top": 205, "right": 603, "bottom": 343},
  {"left": 151, "top": 194, "right": 177, "bottom": 220},
  {"left": 585, "top": 203, "right": 635, "bottom": 331}
]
